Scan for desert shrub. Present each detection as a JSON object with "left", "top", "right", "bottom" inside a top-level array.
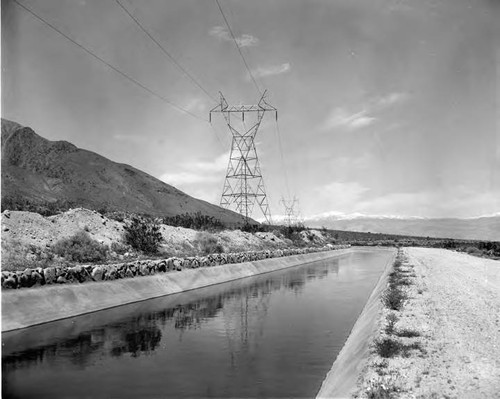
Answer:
[
  {"left": 163, "top": 212, "right": 225, "bottom": 231},
  {"left": 465, "top": 246, "right": 483, "bottom": 256},
  {"left": 385, "top": 313, "right": 399, "bottom": 335},
  {"left": 194, "top": 232, "right": 224, "bottom": 255},
  {"left": 124, "top": 217, "right": 163, "bottom": 254},
  {"left": 1, "top": 196, "right": 76, "bottom": 216},
  {"left": 374, "top": 338, "right": 402, "bottom": 358},
  {"left": 382, "top": 287, "right": 407, "bottom": 311},
  {"left": 1, "top": 241, "right": 66, "bottom": 271},
  {"left": 401, "top": 342, "right": 425, "bottom": 357},
  {"left": 366, "top": 377, "right": 400, "bottom": 399},
  {"left": 52, "top": 231, "right": 108, "bottom": 263},
  {"left": 110, "top": 241, "right": 130, "bottom": 255},
  {"left": 396, "top": 329, "right": 421, "bottom": 338}
]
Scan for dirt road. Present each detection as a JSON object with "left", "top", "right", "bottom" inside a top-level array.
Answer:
[
  {"left": 355, "top": 247, "right": 500, "bottom": 398},
  {"left": 406, "top": 248, "right": 500, "bottom": 398}
]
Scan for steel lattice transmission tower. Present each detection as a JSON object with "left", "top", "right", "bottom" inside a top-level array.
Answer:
[
  {"left": 210, "top": 91, "right": 277, "bottom": 224},
  {"left": 280, "top": 196, "right": 300, "bottom": 227}
]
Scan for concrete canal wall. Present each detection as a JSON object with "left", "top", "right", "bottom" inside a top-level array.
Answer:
[
  {"left": 316, "top": 248, "right": 396, "bottom": 399},
  {"left": 2, "top": 248, "right": 351, "bottom": 332}
]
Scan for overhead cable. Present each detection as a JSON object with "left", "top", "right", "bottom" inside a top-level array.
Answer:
[
  {"left": 215, "top": 0, "right": 262, "bottom": 96},
  {"left": 13, "top": 0, "right": 206, "bottom": 122},
  {"left": 114, "top": 0, "right": 217, "bottom": 103}
]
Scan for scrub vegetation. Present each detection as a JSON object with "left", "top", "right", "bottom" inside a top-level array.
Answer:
[{"left": 361, "top": 250, "right": 426, "bottom": 398}]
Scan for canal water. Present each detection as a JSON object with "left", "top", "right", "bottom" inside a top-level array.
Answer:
[{"left": 2, "top": 248, "right": 393, "bottom": 398}]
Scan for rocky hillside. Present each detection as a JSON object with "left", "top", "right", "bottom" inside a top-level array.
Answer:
[{"left": 1, "top": 119, "right": 247, "bottom": 226}]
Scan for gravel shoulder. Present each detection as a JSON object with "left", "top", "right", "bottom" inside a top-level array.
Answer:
[{"left": 354, "top": 247, "right": 500, "bottom": 398}]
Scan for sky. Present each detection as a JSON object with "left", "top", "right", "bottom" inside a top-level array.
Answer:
[{"left": 2, "top": 0, "right": 499, "bottom": 220}]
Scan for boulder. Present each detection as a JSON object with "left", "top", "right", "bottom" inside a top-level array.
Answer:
[
  {"left": 56, "top": 276, "right": 68, "bottom": 284},
  {"left": 2, "top": 272, "right": 18, "bottom": 289},
  {"left": 19, "top": 269, "right": 35, "bottom": 288},
  {"left": 31, "top": 270, "right": 45, "bottom": 286},
  {"left": 104, "top": 265, "right": 118, "bottom": 280},
  {"left": 91, "top": 266, "right": 105, "bottom": 281},
  {"left": 139, "top": 263, "right": 149, "bottom": 276},
  {"left": 43, "top": 267, "right": 57, "bottom": 284}
]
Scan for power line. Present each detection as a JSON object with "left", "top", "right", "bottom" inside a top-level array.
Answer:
[
  {"left": 114, "top": 0, "right": 217, "bottom": 103},
  {"left": 275, "top": 120, "right": 290, "bottom": 199},
  {"left": 215, "top": 0, "right": 262, "bottom": 96},
  {"left": 12, "top": 0, "right": 206, "bottom": 122}
]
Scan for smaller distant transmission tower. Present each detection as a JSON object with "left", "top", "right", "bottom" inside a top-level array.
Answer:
[
  {"left": 280, "top": 196, "right": 300, "bottom": 227},
  {"left": 210, "top": 91, "right": 277, "bottom": 224}
]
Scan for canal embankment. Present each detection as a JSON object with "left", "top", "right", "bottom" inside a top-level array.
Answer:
[
  {"left": 2, "top": 248, "right": 351, "bottom": 332},
  {"left": 351, "top": 247, "right": 500, "bottom": 398},
  {"left": 316, "top": 247, "right": 397, "bottom": 398}
]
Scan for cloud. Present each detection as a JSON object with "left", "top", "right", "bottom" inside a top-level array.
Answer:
[
  {"left": 251, "top": 63, "right": 291, "bottom": 79},
  {"left": 311, "top": 181, "right": 370, "bottom": 214},
  {"left": 160, "top": 171, "right": 216, "bottom": 186},
  {"left": 209, "top": 26, "right": 258, "bottom": 47},
  {"left": 376, "top": 92, "right": 408, "bottom": 107},
  {"left": 322, "top": 108, "right": 376, "bottom": 131},
  {"left": 184, "top": 97, "right": 206, "bottom": 113},
  {"left": 321, "top": 92, "right": 408, "bottom": 132},
  {"left": 159, "top": 152, "right": 229, "bottom": 187}
]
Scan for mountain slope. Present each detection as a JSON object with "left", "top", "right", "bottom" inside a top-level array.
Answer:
[
  {"left": 305, "top": 214, "right": 500, "bottom": 241},
  {"left": 1, "top": 118, "right": 247, "bottom": 225}
]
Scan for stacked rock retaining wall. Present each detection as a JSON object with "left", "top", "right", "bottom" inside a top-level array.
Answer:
[{"left": 1, "top": 245, "right": 349, "bottom": 290}]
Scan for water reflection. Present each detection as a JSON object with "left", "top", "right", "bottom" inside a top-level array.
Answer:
[{"left": 3, "top": 259, "right": 338, "bottom": 373}]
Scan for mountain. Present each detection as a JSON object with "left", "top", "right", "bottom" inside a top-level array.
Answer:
[
  {"left": 305, "top": 213, "right": 500, "bottom": 241},
  {"left": 1, "top": 118, "right": 248, "bottom": 225}
]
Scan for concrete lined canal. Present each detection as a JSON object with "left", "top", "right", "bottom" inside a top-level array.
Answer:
[{"left": 2, "top": 248, "right": 394, "bottom": 398}]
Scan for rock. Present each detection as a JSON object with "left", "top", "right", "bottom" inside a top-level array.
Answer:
[
  {"left": 68, "top": 265, "right": 84, "bottom": 283},
  {"left": 31, "top": 270, "right": 44, "bottom": 286},
  {"left": 157, "top": 260, "right": 167, "bottom": 273},
  {"left": 43, "top": 267, "right": 57, "bottom": 284},
  {"left": 139, "top": 263, "right": 149, "bottom": 276},
  {"left": 173, "top": 258, "right": 183, "bottom": 271},
  {"left": 2, "top": 272, "right": 17, "bottom": 289},
  {"left": 104, "top": 265, "right": 118, "bottom": 280},
  {"left": 91, "top": 266, "right": 105, "bottom": 281},
  {"left": 3, "top": 227, "right": 9, "bottom": 232},
  {"left": 124, "top": 268, "right": 134, "bottom": 278},
  {"left": 56, "top": 276, "right": 68, "bottom": 284},
  {"left": 18, "top": 269, "right": 34, "bottom": 288}
]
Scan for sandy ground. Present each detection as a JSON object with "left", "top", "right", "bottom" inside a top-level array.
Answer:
[{"left": 354, "top": 247, "right": 500, "bottom": 398}]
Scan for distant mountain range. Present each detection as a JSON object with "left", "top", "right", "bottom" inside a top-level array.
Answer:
[
  {"left": 304, "top": 212, "right": 499, "bottom": 241},
  {"left": 1, "top": 118, "right": 247, "bottom": 226}
]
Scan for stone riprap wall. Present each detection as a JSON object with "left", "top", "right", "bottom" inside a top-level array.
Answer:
[{"left": 1, "top": 245, "right": 350, "bottom": 290}]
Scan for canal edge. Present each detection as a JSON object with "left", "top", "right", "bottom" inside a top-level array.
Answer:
[
  {"left": 2, "top": 249, "right": 353, "bottom": 333},
  {"left": 316, "top": 247, "right": 397, "bottom": 399}
]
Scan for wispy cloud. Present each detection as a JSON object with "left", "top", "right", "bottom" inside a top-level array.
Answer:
[
  {"left": 321, "top": 91, "right": 408, "bottom": 132},
  {"left": 160, "top": 152, "right": 228, "bottom": 187},
  {"left": 376, "top": 92, "right": 408, "bottom": 107},
  {"left": 251, "top": 63, "right": 291, "bottom": 79},
  {"left": 209, "top": 26, "right": 258, "bottom": 47},
  {"left": 311, "top": 181, "right": 370, "bottom": 214},
  {"left": 322, "top": 108, "right": 376, "bottom": 131},
  {"left": 184, "top": 97, "right": 206, "bottom": 113}
]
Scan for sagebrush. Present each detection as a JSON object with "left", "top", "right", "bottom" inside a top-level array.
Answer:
[
  {"left": 52, "top": 231, "right": 108, "bottom": 263},
  {"left": 124, "top": 217, "right": 163, "bottom": 254}
]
